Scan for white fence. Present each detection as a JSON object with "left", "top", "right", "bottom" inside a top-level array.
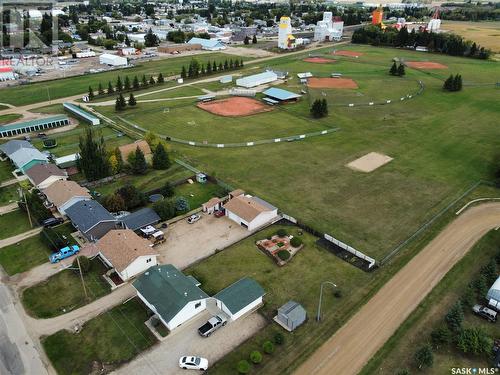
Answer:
[{"left": 324, "top": 234, "right": 376, "bottom": 269}]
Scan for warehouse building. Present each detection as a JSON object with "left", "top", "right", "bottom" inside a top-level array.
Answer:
[
  {"left": 99, "top": 53, "right": 128, "bottom": 67},
  {"left": 63, "top": 103, "right": 100, "bottom": 125},
  {"left": 0, "top": 115, "right": 71, "bottom": 138},
  {"left": 236, "top": 71, "right": 278, "bottom": 88},
  {"left": 187, "top": 37, "right": 226, "bottom": 51},
  {"left": 262, "top": 87, "right": 301, "bottom": 105}
]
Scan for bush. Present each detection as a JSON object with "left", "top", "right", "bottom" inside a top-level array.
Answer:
[
  {"left": 290, "top": 237, "right": 302, "bottom": 247},
  {"left": 250, "top": 350, "right": 262, "bottom": 364},
  {"left": 72, "top": 256, "right": 91, "bottom": 274},
  {"left": 276, "top": 229, "right": 287, "bottom": 237},
  {"left": 277, "top": 250, "right": 290, "bottom": 261},
  {"left": 445, "top": 301, "right": 464, "bottom": 332},
  {"left": 175, "top": 196, "right": 190, "bottom": 212},
  {"left": 457, "top": 327, "right": 492, "bottom": 355},
  {"left": 237, "top": 360, "right": 250, "bottom": 374},
  {"left": 430, "top": 326, "right": 452, "bottom": 348},
  {"left": 160, "top": 182, "right": 175, "bottom": 198},
  {"left": 262, "top": 340, "right": 275, "bottom": 354},
  {"left": 334, "top": 290, "right": 343, "bottom": 298},
  {"left": 274, "top": 332, "right": 284, "bottom": 345},
  {"left": 414, "top": 344, "right": 433, "bottom": 369},
  {"left": 153, "top": 199, "right": 176, "bottom": 221}
]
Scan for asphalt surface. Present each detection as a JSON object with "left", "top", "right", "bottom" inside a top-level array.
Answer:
[{"left": 295, "top": 202, "right": 500, "bottom": 375}]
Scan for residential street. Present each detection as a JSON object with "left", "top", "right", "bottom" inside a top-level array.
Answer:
[{"left": 295, "top": 202, "right": 500, "bottom": 375}]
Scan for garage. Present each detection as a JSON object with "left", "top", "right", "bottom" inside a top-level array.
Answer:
[{"left": 214, "top": 277, "right": 265, "bottom": 321}]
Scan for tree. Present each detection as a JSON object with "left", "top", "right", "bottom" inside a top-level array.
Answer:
[
  {"left": 206, "top": 60, "right": 212, "bottom": 74},
  {"left": 132, "top": 75, "right": 140, "bottom": 90},
  {"left": 397, "top": 63, "right": 405, "bottom": 76},
  {"left": 115, "top": 94, "right": 126, "bottom": 111},
  {"left": 152, "top": 199, "right": 176, "bottom": 220},
  {"left": 218, "top": 62, "right": 223, "bottom": 71},
  {"left": 175, "top": 196, "right": 190, "bottom": 212},
  {"left": 430, "top": 326, "right": 452, "bottom": 349},
  {"left": 445, "top": 301, "right": 464, "bottom": 332},
  {"left": 109, "top": 154, "right": 119, "bottom": 174},
  {"left": 390, "top": 61, "right": 398, "bottom": 76},
  {"left": 152, "top": 143, "right": 170, "bottom": 170},
  {"left": 98, "top": 83, "right": 104, "bottom": 95},
  {"left": 124, "top": 76, "right": 131, "bottom": 90},
  {"left": 76, "top": 127, "right": 111, "bottom": 181},
  {"left": 250, "top": 350, "right": 262, "bottom": 364},
  {"left": 212, "top": 61, "right": 217, "bottom": 72},
  {"left": 107, "top": 81, "right": 114, "bottom": 94},
  {"left": 240, "top": 59, "right": 244, "bottom": 67},
  {"left": 115, "top": 185, "right": 146, "bottom": 210},
  {"left": 443, "top": 75, "right": 453, "bottom": 91},
  {"left": 142, "top": 74, "right": 148, "bottom": 86},
  {"left": 102, "top": 193, "right": 126, "bottom": 212},
  {"left": 252, "top": 35, "right": 257, "bottom": 44},
  {"left": 224, "top": 59, "right": 229, "bottom": 70},
  {"left": 116, "top": 76, "right": 123, "bottom": 92},
  {"left": 160, "top": 182, "right": 175, "bottom": 198},
  {"left": 181, "top": 66, "right": 187, "bottom": 79},
  {"left": 414, "top": 344, "right": 433, "bottom": 369},
  {"left": 457, "top": 327, "right": 491, "bottom": 355},
  {"left": 310, "top": 99, "right": 328, "bottom": 118},
  {"left": 244, "top": 36, "right": 250, "bottom": 45},
  {"left": 144, "top": 28, "right": 159, "bottom": 47},
  {"left": 157, "top": 72, "right": 164, "bottom": 84},
  {"left": 481, "top": 259, "right": 498, "bottom": 285},
  {"left": 149, "top": 76, "right": 156, "bottom": 85},
  {"left": 72, "top": 256, "right": 91, "bottom": 274},
  {"left": 129, "top": 146, "right": 148, "bottom": 175},
  {"left": 128, "top": 93, "right": 137, "bottom": 106}
]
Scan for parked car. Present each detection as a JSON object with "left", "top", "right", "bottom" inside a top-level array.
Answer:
[
  {"left": 41, "top": 217, "right": 64, "bottom": 227},
  {"left": 198, "top": 315, "right": 227, "bottom": 337},
  {"left": 37, "top": 132, "right": 47, "bottom": 138},
  {"left": 214, "top": 209, "right": 225, "bottom": 218},
  {"left": 49, "top": 245, "right": 80, "bottom": 263},
  {"left": 472, "top": 304, "right": 497, "bottom": 322},
  {"left": 179, "top": 356, "right": 208, "bottom": 371},
  {"left": 187, "top": 214, "right": 201, "bottom": 224}
]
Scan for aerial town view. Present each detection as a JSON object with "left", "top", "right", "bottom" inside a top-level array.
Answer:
[{"left": 0, "top": 0, "right": 499, "bottom": 374}]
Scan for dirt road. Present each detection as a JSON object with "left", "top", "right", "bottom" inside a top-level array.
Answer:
[{"left": 295, "top": 202, "right": 500, "bottom": 375}]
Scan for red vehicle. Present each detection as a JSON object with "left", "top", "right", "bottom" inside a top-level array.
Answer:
[{"left": 214, "top": 209, "right": 225, "bottom": 218}]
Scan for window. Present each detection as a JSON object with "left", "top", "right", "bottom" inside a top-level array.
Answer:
[{"left": 195, "top": 302, "right": 201, "bottom": 309}]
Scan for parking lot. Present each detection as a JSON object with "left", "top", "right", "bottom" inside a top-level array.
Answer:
[
  {"left": 114, "top": 299, "right": 266, "bottom": 375},
  {"left": 156, "top": 213, "right": 251, "bottom": 270}
]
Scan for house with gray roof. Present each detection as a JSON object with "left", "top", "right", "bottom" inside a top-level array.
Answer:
[
  {"left": 121, "top": 207, "right": 160, "bottom": 231},
  {"left": 65, "top": 200, "right": 119, "bottom": 241},
  {"left": 214, "top": 277, "right": 265, "bottom": 320},
  {"left": 274, "top": 301, "right": 306, "bottom": 331},
  {"left": 0, "top": 139, "right": 49, "bottom": 173},
  {"left": 133, "top": 265, "right": 209, "bottom": 330}
]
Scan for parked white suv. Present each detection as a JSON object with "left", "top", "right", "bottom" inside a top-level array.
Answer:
[
  {"left": 472, "top": 304, "right": 497, "bottom": 322},
  {"left": 187, "top": 214, "right": 201, "bottom": 224},
  {"left": 179, "top": 356, "right": 208, "bottom": 371}
]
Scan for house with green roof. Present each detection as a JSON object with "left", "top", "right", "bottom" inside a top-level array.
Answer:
[
  {"left": 214, "top": 277, "right": 266, "bottom": 321},
  {"left": 133, "top": 264, "right": 209, "bottom": 330}
]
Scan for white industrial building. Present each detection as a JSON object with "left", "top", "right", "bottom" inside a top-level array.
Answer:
[
  {"left": 278, "top": 16, "right": 295, "bottom": 50},
  {"left": 187, "top": 37, "right": 226, "bottom": 51},
  {"left": 99, "top": 53, "right": 128, "bottom": 67},
  {"left": 236, "top": 71, "right": 278, "bottom": 88},
  {"left": 313, "top": 12, "right": 344, "bottom": 42}
]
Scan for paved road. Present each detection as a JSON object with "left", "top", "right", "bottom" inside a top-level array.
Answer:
[
  {"left": 0, "top": 283, "right": 48, "bottom": 375},
  {"left": 295, "top": 202, "right": 500, "bottom": 375}
]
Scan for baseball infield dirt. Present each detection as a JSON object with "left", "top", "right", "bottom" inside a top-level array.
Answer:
[
  {"left": 347, "top": 152, "right": 393, "bottom": 172},
  {"left": 295, "top": 202, "right": 500, "bottom": 375},
  {"left": 332, "top": 50, "right": 364, "bottom": 57},
  {"left": 303, "top": 57, "right": 337, "bottom": 64},
  {"left": 197, "top": 97, "right": 272, "bottom": 117},
  {"left": 406, "top": 61, "right": 448, "bottom": 69},
  {"left": 308, "top": 77, "right": 359, "bottom": 89}
]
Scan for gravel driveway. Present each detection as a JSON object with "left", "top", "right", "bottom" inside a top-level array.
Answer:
[{"left": 157, "top": 213, "right": 251, "bottom": 269}]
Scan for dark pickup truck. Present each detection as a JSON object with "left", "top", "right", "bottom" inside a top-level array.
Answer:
[{"left": 198, "top": 315, "right": 227, "bottom": 337}]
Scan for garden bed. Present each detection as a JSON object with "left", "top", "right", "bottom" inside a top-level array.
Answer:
[{"left": 256, "top": 229, "right": 304, "bottom": 266}]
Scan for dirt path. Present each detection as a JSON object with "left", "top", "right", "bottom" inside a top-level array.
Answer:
[
  {"left": 0, "top": 178, "right": 18, "bottom": 188},
  {"left": 0, "top": 227, "right": 41, "bottom": 249},
  {"left": 295, "top": 202, "right": 500, "bottom": 375},
  {"left": 0, "top": 203, "right": 18, "bottom": 215}
]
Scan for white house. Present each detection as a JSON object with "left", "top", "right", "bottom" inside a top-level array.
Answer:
[
  {"left": 214, "top": 277, "right": 265, "bottom": 321},
  {"left": 223, "top": 193, "right": 279, "bottom": 231},
  {"left": 133, "top": 265, "right": 209, "bottom": 330},
  {"left": 97, "top": 229, "right": 158, "bottom": 281},
  {"left": 202, "top": 197, "right": 223, "bottom": 214},
  {"left": 25, "top": 163, "right": 67, "bottom": 189},
  {"left": 99, "top": 53, "right": 128, "bottom": 67},
  {"left": 42, "top": 180, "right": 92, "bottom": 216}
]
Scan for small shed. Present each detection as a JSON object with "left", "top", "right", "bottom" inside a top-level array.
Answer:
[
  {"left": 274, "top": 301, "right": 306, "bottom": 331},
  {"left": 196, "top": 173, "right": 207, "bottom": 184}
]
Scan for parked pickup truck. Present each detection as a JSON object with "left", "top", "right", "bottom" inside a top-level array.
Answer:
[
  {"left": 49, "top": 245, "right": 80, "bottom": 263},
  {"left": 472, "top": 304, "right": 497, "bottom": 322},
  {"left": 198, "top": 315, "right": 227, "bottom": 337}
]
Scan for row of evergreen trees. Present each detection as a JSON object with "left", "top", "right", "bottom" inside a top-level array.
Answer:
[
  {"left": 389, "top": 62, "right": 406, "bottom": 76},
  {"left": 88, "top": 73, "right": 166, "bottom": 100},
  {"left": 180, "top": 58, "right": 244, "bottom": 79},
  {"left": 443, "top": 74, "right": 463, "bottom": 92},
  {"left": 115, "top": 93, "right": 136, "bottom": 111},
  {"left": 352, "top": 25, "right": 491, "bottom": 60}
]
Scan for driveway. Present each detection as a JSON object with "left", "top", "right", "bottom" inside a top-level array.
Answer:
[
  {"left": 114, "top": 300, "right": 266, "bottom": 375},
  {"left": 157, "top": 213, "right": 251, "bottom": 269}
]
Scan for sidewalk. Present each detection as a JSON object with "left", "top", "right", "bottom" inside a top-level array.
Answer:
[
  {"left": 0, "top": 203, "right": 18, "bottom": 215},
  {"left": 0, "top": 227, "right": 42, "bottom": 249}
]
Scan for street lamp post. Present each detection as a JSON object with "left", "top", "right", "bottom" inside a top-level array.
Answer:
[{"left": 316, "top": 281, "right": 337, "bottom": 322}]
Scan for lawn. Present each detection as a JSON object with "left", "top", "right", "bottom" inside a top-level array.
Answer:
[
  {"left": 0, "top": 183, "right": 20, "bottom": 206},
  {"left": 22, "top": 258, "right": 111, "bottom": 318},
  {"left": 131, "top": 83, "right": 206, "bottom": 100},
  {"left": 360, "top": 230, "right": 500, "bottom": 375},
  {"left": 0, "top": 53, "right": 252, "bottom": 106},
  {"left": 164, "top": 45, "right": 500, "bottom": 260},
  {"left": 0, "top": 209, "right": 32, "bottom": 240},
  {"left": 0, "top": 161, "right": 14, "bottom": 182},
  {"left": 186, "top": 224, "right": 374, "bottom": 375},
  {"left": 42, "top": 297, "right": 157, "bottom": 375},
  {"left": 440, "top": 21, "right": 500, "bottom": 53},
  {"left": 175, "top": 181, "right": 227, "bottom": 209},
  {"left": 0, "top": 234, "right": 52, "bottom": 275},
  {"left": 0, "top": 113, "right": 22, "bottom": 125}
]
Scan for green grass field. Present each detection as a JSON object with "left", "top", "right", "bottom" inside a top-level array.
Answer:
[
  {"left": 0, "top": 161, "right": 14, "bottom": 182},
  {"left": 0, "top": 235, "right": 52, "bottom": 275},
  {"left": 0, "top": 113, "right": 22, "bottom": 125},
  {"left": 42, "top": 297, "right": 156, "bottom": 375},
  {"left": 360, "top": 230, "right": 500, "bottom": 375},
  {"left": 0, "top": 183, "right": 20, "bottom": 206},
  {"left": 0, "top": 53, "right": 251, "bottom": 107},
  {"left": 0, "top": 209, "right": 33, "bottom": 240}
]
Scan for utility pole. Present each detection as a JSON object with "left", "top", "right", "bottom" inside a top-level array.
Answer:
[
  {"left": 316, "top": 281, "right": 337, "bottom": 322},
  {"left": 21, "top": 188, "right": 33, "bottom": 228},
  {"left": 76, "top": 256, "right": 88, "bottom": 300}
]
